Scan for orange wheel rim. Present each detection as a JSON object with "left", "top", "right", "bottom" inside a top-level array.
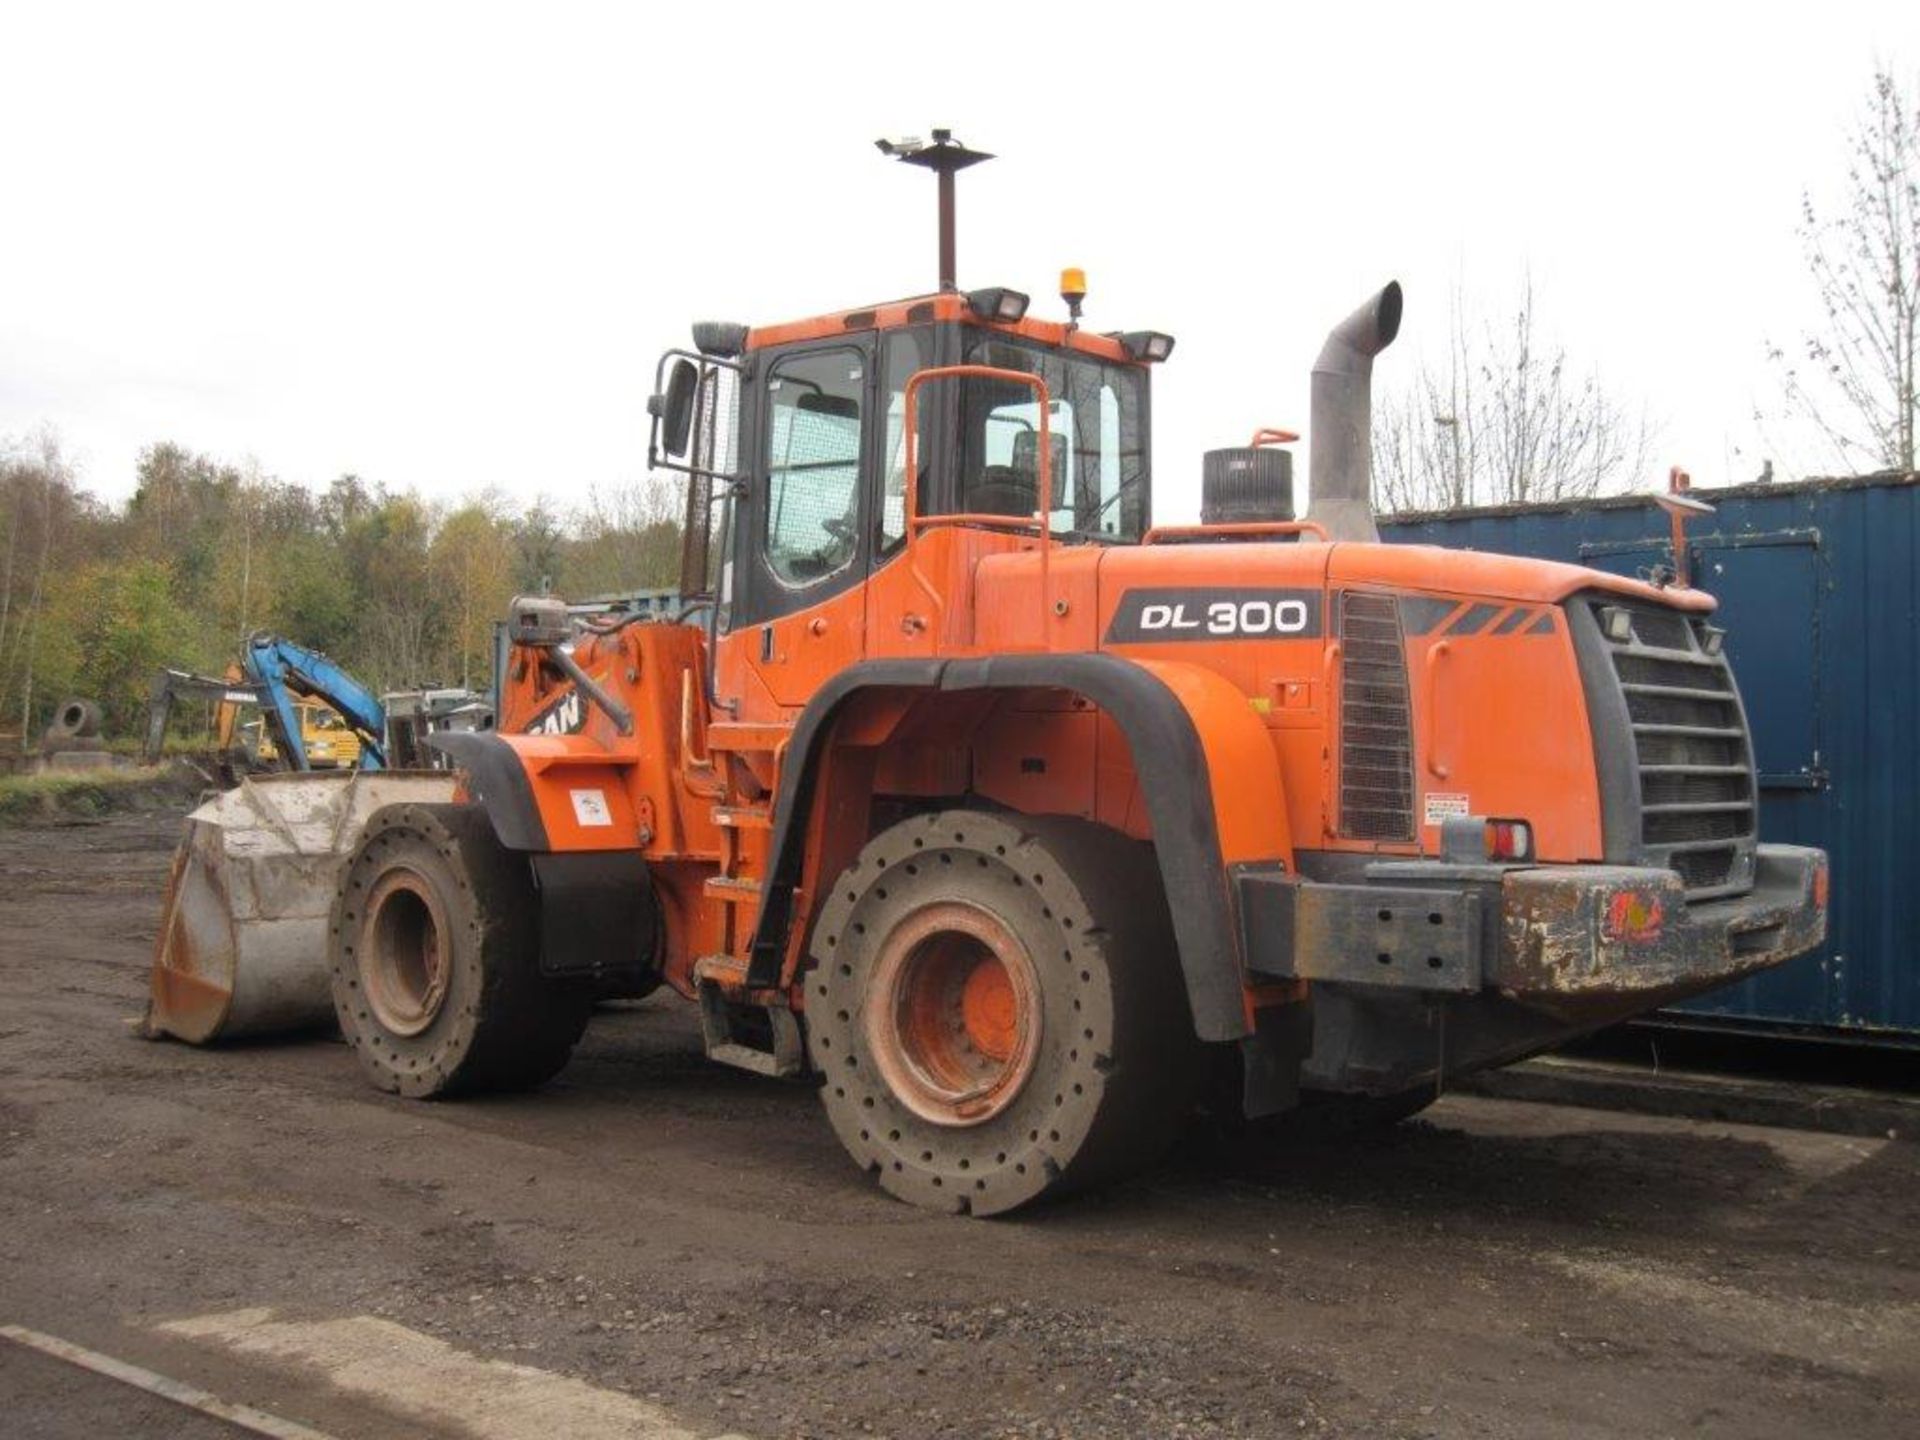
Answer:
[
  {"left": 360, "top": 869, "right": 451, "bottom": 1037},
  {"left": 864, "top": 901, "right": 1041, "bottom": 1128}
]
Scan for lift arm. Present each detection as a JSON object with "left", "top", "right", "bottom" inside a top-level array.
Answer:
[
  {"left": 240, "top": 634, "right": 389, "bottom": 771},
  {"left": 144, "top": 668, "right": 265, "bottom": 764}
]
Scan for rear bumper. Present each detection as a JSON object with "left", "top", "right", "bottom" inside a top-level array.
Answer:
[
  {"left": 1491, "top": 845, "right": 1827, "bottom": 1017},
  {"left": 1241, "top": 844, "right": 1828, "bottom": 1022}
]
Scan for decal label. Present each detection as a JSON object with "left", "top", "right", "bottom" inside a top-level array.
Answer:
[
  {"left": 1105, "top": 588, "right": 1324, "bottom": 644},
  {"left": 529, "top": 689, "right": 585, "bottom": 737},
  {"left": 1423, "top": 792, "right": 1471, "bottom": 825},
  {"left": 570, "top": 788, "right": 613, "bottom": 827}
]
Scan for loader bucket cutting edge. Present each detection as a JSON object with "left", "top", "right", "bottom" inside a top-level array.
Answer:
[{"left": 145, "top": 771, "right": 458, "bottom": 1044}]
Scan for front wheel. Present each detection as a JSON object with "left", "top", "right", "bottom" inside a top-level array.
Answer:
[
  {"left": 805, "top": 809, "right": 1198, "bottom": 1215},
  {"left": 328, "top": 803, "right": 590, "bottom": 1097}
]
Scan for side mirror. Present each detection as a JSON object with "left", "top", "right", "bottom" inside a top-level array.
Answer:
[{"left": 650, "top": 359, "right": 700, "bottom": 459}]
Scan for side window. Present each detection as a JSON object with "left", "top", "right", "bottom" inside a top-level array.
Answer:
[
  {"left": 879, "top": 329, "right": 928, "bottom": 553},
  {"left": 764, "top": 348, "right": 864, "bottom": 586}
]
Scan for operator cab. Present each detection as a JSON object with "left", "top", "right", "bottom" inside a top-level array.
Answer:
[{"left": 649, "top": 287, "right": 1169, "bottom": 629}]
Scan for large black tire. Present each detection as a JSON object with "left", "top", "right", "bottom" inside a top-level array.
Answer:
[
  {"left": 328, "top": 803, "right": 591, "bottom": 1097},
  {"left": 805, "top": 809, "right": 1199, "bottom": 1215}
]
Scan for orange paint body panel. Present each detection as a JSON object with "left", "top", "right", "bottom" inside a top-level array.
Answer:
[
  {"left": 492, "top": 523, "right": 1645, "bottom": 1002},
  {"left": 473, "top": 288, "right": 1730, "bottom": 1031},
  {"left": 1328, "top": 543, "right": 1716, "bottom": 613}
]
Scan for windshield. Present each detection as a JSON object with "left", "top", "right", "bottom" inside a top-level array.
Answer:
[{"left": 959, "top": 334, "right": 1150, "bottom": 543}]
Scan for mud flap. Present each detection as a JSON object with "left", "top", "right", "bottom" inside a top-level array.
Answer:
[{"left": 527, "top": 850, "right": 661, "bottom": 989}]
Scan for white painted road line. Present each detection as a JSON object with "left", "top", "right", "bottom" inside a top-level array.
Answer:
[
  {"left": 1, "top": 1323, "right": 339, "bottom": 1440},
  {"left": 159, "top": 1307, "right": 755, "bottom": 1440}
]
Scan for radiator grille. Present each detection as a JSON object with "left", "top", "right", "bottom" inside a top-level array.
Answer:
[
  {"left": 1603, "top": 604, "right": 1756, "bottom": 896},
  {"left": 1339, "top": 592, "right": 1416, "bottom": 842}
]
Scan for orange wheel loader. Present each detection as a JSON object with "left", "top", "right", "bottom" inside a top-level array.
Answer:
[{"left": 148, "top": 133, "right": 1827, "bottom": 1214}]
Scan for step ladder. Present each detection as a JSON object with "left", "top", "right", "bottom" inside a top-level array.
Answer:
[{"left": 692, "top": 953, "right": 805, "bottom": 1078}]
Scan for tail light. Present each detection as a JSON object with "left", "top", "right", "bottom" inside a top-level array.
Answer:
[
  {"left": 1438, "top": 814, "right": 1535, "bottom": 863},
  {"left": 1486, "top": 819, "right": 1533, "bottom": 861}
]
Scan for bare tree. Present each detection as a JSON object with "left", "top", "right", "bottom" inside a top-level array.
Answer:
[
  {"left": 1768, "top": 70, "right": 1919, "bottom": 474},
  {"left": 10, "top": 435, "right": 67, "bottom": 741},
  {"left": 1373, "top": 279, "right": 1653, "bottom": 514}
]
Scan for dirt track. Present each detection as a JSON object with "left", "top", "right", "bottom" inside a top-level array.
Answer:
[{"left": 1, "top": 808, "right": 1915, "bottom": 1439}]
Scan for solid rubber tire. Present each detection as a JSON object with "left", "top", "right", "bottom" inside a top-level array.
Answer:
[
  {"left": 329, "top": 802, "right": 590, "bottom": 1098},
  {"left": 806, "top": 809, "right": 1198, "bottom": 1215}
]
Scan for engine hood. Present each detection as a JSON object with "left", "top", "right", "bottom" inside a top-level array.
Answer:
[
  {"left": 1070, "top": 537, "right": 1716, "bottom": 615},
  {"left": 1323, "top": 541, "right": 1716, "bottom": 613}
]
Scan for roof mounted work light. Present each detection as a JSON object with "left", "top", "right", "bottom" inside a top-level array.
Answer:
[
  {"left": 965, "top": 286, "right": 1030, "bottom": 323},
  {"left": 1119, "top": 330, "right": 1176, "bottom": 363}
]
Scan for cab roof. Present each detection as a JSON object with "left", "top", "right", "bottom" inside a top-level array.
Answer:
[{"left": 746, "top": 291, "right": 1138, "bottom": 364}]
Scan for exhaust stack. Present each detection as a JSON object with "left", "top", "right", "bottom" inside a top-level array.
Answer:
[{"left": 1306, "top": 281, "right": 1403, "bottom": 543}]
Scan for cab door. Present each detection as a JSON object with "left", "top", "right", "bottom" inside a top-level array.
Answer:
[
  {"left": 728, "top": 339, "right": 876, "bottom": 710},
  {"left": 863, "top": 324, "right": 939, "bottom": 661}
]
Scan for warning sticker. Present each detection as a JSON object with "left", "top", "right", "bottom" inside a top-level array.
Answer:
[
  {"left": 570, "top": 788, "right": 614, "bottom": 827},
  {"left": 1423, "top": 792, "right": 1471, "bottom": 826}
]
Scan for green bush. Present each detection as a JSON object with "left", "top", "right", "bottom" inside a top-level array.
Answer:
[{"left": 0, "top": 767, "right": 180, "bottom": 825}]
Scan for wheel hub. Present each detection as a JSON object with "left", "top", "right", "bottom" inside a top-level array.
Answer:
[
  {"left": 865, "top": 900, "right": 1041, "bottom": 1127},
  {"left": 359, "top": 869, "right": 451, "bottom": 1037}
]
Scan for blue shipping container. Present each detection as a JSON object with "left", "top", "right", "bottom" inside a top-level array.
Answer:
[{"left": 1381, "top": 472, "right": 1920, "bottom": 1044}]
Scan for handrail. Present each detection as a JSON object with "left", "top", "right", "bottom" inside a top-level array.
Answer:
[
  {"left": 1143, "top": 520, "right": 1329, "bottom": 544},
  {"left": 901, "top": 364, "right": 1055, "bottom": 647},
  {"left": 679, "top": 668, "right": 724, "bottom": 799},
  {"left": 1424, "top": 640, "right": 1452, "bottom": 779}
]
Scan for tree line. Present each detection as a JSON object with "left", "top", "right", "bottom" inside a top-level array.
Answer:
[{"left": 0, "top": 436, "right": 683, "bottom": 742}]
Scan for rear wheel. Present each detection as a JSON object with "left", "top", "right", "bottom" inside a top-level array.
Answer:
[
  {"left": 805, "top": 809, "right": 1198, "bottom": 1215},
  {"left": 328, "top": 803, "right": 590, "bottom": 1097}
]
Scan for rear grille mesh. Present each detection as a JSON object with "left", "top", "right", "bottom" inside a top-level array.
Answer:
[
  {"left": 1605, "top": 605, "right": 1756, "bottom": 896},
  {"left": 1339, "top": 592, "right": 1416, "bottom": 842}
]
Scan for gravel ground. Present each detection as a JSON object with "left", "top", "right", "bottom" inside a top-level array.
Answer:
[{"left": 0, "top": 808, "right": 1914, "bottom": 1439}]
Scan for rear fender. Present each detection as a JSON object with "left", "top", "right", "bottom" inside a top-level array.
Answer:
[
  {"left": 750, "top": 655, "right": 1294, "bottom": 1042},
  {"left": 427, "top": 731, "right": 641, "bottom": 852}
]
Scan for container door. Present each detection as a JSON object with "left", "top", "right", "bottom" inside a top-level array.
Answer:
[{"left": 1694, "top": 532, "right": 1823, "bottom": 790}]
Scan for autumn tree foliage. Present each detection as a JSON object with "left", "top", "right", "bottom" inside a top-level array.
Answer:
[{"left": 0, "top": 434, "right": 684, "bottom": 744}]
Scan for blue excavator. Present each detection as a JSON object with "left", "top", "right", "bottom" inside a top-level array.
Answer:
[{"left": 145, "top": 633, "right": 390, "bottom": 773}]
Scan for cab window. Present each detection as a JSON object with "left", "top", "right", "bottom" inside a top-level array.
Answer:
[
  {"left": 958, "top": 335, "right": 1149, "bottom": 542},
  {"left": 878, "top": 328, "right": 930, "bottom": 553},
  {"left": 764, "top": 348, "right": 865, "bottom": 586}
]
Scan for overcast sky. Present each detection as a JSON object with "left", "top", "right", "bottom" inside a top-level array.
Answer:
[{"left": 1, "top": 2, "right": 1912, "bottom": 521}]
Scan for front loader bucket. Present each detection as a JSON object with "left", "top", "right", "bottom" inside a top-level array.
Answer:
[{"left": 146, "top": 771, "right": 457, "bottom": 1043}]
